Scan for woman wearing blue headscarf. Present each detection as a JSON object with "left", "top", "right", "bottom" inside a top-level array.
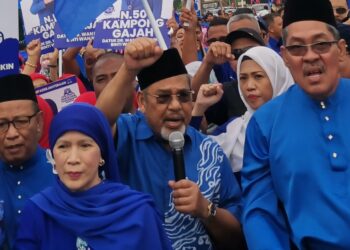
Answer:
[{"left": 14, "top": 103, "right": 171, "bottom": 250}]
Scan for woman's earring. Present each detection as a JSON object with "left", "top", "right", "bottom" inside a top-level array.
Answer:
[{"left": 99, "top": 159, "right": 105, "bottom": 167}]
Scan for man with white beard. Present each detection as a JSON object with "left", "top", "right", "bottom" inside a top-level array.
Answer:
[{"left": 96, "top": 37, "right": 244, "bottom": 250}]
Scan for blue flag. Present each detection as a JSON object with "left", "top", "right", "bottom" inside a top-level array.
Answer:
[{"left": 54, "top": 0, "right": 115, "bottom": 39}]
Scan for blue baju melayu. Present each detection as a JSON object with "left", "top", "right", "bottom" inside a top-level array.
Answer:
[
  {"left": 0, "top": 147, "right": 54, "bottom": 249},
  {"left": 242, "top": 79, "right": 350, "bottom": 250}
]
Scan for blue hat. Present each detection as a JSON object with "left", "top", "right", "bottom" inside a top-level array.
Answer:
[{"left": 49, "top": 103, "right": 120, "bottom": 181}]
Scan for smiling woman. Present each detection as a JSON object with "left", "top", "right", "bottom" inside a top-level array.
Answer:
[{"left": 14, "top": 103, "right": 171, "bottom": 250}]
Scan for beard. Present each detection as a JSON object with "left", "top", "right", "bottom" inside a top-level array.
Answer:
[{"left": 160, "top": 125, "right": 186, "bottom": 141}]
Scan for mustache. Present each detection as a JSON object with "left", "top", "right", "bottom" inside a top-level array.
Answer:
[{"left": 302, "top": 62, "right": 325, "bottom": 75}]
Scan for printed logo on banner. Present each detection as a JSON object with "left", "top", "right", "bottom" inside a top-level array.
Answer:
[
  {"left": 61, "top": 88, "right": 77, "bottom": 103},
  {"left": 54, "top": 22, "right": 95, "bottom": 49},
  {"left": 35, "top": 76, "right": 80, "bottom": 111},
  {"left": 94, "top": 0, "right": 172, "bottom": 49},
  {"left": 20, "top": 0, "right": 55, "bottom": 54}
]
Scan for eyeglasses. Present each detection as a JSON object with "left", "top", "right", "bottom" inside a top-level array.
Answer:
[
  {"left": 0, "top": 111, "right": 39, "bottom": 133},
  {"left": 285, "top": 41, "right": 338, "bottom": 56},
  {"left": 207, "top": 36, "right": 226, "bottom": 45},
  {"left": 232, "top": 46, "right": 255, "bottom": 60},
  {"left": 145, "top": 90, "right": 194, "bottom": 104},
  {"left": 334, "top": 7, "right": 348, "bottom": 15}
]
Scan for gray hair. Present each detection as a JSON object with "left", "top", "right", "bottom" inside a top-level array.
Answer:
[
  {"left": 227, "top": 14, "right": 260, "bottom": 33},
  {"left": 282, "top": 23, "right": 340, "bottom": 45}
]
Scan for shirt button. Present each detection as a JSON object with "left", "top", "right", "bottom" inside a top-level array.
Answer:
[
  {"left": 328, "top": 134, "right": 334, "bottom": 140},
  {"left": 320, "top": 101, "right": 326, "bottom": 109},
  {"left": 17, "top": 210, "right": 21, "bottom": 214},
  {"left": 18, "top": 195, "right": 22, "bottom": 200},
  {"left": 332, "top": 152, "right": 338, "bottom": 158},
  {"left": 17, "top": 181, "right": 21, "bottom": 185},
  {"left": 19, "top": 166, "right": 23, "bottom": 170},
  {"left": 324, "top": 116, "right": 330, "bottom": 121}
]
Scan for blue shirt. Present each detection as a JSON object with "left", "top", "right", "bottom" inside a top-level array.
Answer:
[
  {"left": 268, "top": 36, "right": 282, "bottom": 54},
  {"left": 117, "top": 111, "right": 242, "bottom": 250},
  {"left": 0, "top": 147, "right": 54, "bottom": 249},
  {"left": 242, "top": 79, "right": 350, "bottom": 250}
]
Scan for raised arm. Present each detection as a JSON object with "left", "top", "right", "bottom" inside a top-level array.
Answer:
[
  {"left": 192, "top": 83, "right": 223, "bottom": 117},
  {"left": 179, "top": 2, "right": 199, "bottom": 65},
  {"left": 191, "top": 41, "right": 233, "bottom": 97},
  {"left": 95, "top": 38, "right": 163, "bottom": 131},
  {"left": 22, "top": 39, "right": 41, "bottom": 75},
  {"left": 62, "top": 47, "right": 81, "bottom": 76}
]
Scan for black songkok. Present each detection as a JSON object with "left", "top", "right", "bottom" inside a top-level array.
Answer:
[
  {"left": 0, "top": 74, "right": 37, "bottom": 103},
  {"left": 137, "top": 48, "right": 187, "bottom": 90},
  {"left": 283, "top": 0, "right": 337, "bottom": 28}
]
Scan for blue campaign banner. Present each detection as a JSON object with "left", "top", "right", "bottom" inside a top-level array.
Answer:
[
  {"left": 54, "top": 0, "right": 115, "bottom": 40},
  {"left": 93, "top": 0, "right": 173, "bottom": 50},
  {"left": 54, "top": 22, "right": 95, "bottom": 49},
  {"left": 20, "top": 0, "right": 55, "bottom": 54},
  {"left": 0, "top": 39, "right": 20, "bottom": 78}
]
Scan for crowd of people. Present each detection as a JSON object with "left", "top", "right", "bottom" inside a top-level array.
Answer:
[{"left": 1, "top": 0, "right": 350, "bottom": 249}]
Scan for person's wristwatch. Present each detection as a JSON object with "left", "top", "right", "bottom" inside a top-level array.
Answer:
[{"left": 208, "top": 201, "right": 217, "bottom": 218}]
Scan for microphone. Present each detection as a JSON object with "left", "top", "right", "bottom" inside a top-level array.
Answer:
[{"left": 169, "top": 131, "right": 186, "bottom": 181}]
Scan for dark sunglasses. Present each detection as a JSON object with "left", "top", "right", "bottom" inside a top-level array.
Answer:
[
  {"left": 145, "top": 90, "right": 194, "bottom": 105},
  {"left": 232, "top": 46, "right": 255, "bottom": 60},
  {"left": 207, "top": 36, "right": 226, "bottom": 45},
  {"left": 285, "top": 41, "right": 338, "bottom": 57},
  {"left": 334, "top": 7, "right": 348, "bottom": 14}
]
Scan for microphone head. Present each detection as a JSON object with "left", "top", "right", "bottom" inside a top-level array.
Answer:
[{"left": 169, "top": 131, "right": 185, "bottom": 150}]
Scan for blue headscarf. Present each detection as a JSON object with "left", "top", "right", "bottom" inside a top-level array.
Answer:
[
  {"left": 49, "top": 103, "right": 119, "bottom": 181},
  {"left": 30, "top": 103, "right": 171, "bottom": 249}
]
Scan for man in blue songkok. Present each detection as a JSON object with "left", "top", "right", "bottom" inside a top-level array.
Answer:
[
  {"left": 0, "top": 74, "right": 54, "bottom": 249},
  {"left": 14, "top": 103, "right": 171, "bottom": 250},
  {"left": 96, "top": 38, "right": 244, "bottom": 249},
  {"left": 241, "top": 0, "right": 350, "bottom": 249}
]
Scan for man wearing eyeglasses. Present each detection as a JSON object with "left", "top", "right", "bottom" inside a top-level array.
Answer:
[
  {"left": 241, "top": 0, "right": 350, "bottom": 248},
  {"left": 0, "top": 74, "right": 54, "bottom": 249},
  {"left": 330, "top": 0, "right": 350, "bottom": 24},
  {"left": 96, "top": 37, "right": 244, "bottom": 249}
]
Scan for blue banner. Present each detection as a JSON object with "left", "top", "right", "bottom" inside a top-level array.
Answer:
[
  {"left": 0, "top": 39, "right": 20, "bottom": 78},
  {"left": 20, "top": 0, "right": 55, "bottom": 54},
  {"left": 93, "top": 0, "right": 172, "bottom": 50},
  {"left": 54, "top": 0, "right": 115, "bottom": 39},
  {"left": 54, "top": 22, "right": 95, "bottom": 49}
]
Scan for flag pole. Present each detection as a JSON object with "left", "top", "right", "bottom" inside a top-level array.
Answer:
[
  {"left": 58, "top": 50, "right": 63, "bottom": 77},
  {"left": 140, "top": 0, "right": 167, "bottom": 50}
]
